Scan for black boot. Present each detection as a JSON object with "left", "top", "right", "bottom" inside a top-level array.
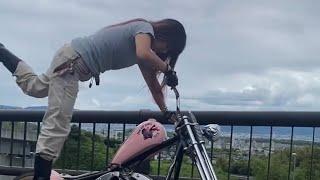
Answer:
[
  {"left": 0, "top": 43, "right": 22, "bottom": 74},
  {"left": 33, "top": 154, "right": 53, "bottom": 180}
]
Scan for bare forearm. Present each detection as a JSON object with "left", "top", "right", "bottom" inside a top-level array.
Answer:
[
  {"left": 139, "top": 50, "right": 168, "bottom": 72},
  {"left": 150, "top": 88, "right": 167, "bottom": 112},
  {"left": 138, "top": 61, "right": 167, "bottom": 112},
  {"left": 135, "top": 34, "right": 168, "bottom": 72}
]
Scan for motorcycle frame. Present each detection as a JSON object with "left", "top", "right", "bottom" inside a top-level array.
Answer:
[
  {"left": 63, "top": 133, "right": 179, "bottom": 179},
  {"left": 64, "top": 114, "right": 217, "bottom": 180},
  {"left": 63, "top": 87, "right": 218, "bottom": 180}
]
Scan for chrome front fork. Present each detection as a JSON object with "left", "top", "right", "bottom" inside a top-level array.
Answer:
[{"left": 183, "top": 113, "right": 218, "bottom": 180}]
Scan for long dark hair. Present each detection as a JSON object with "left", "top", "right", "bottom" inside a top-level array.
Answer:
[
  {"left": 150, "top": 19, "right": 186, "bottom": 91},
  {"left": 150, "top": 19, "right": 187, "bottom": 70}
]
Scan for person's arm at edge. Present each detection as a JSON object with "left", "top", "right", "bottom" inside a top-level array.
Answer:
[
  {"left": 135, "top": 33, "right": 168, "bottom": 73},
  {"left": 138, "top": 63, "right": 167, "bottom": 112}
]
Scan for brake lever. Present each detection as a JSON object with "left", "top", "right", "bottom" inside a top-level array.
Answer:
[
  {"left": 172, "top": 87, "right": 180, "bottom": 99},
  {"left": 171, "top": 86, "right": 182, "bottom": 125}
]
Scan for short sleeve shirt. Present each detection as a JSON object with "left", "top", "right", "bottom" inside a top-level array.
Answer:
[{"left": 71, "top": 21, "right": 154, "bottom": 75}]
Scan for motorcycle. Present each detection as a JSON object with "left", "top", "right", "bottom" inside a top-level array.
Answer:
[{"left": 15, "top": 87, "right": 221, "bottom": 180}]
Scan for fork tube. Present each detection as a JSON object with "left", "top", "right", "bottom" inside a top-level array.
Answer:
[
  {"left": 183, "top": 116, "right": 212, "bottom": 179},
  {"left": 200, "top": 143, "right": 218, "bottom": 179},
  {"left": 188, "top": 112, "right": 217, "bottom": 179},
  {"left": 189, "top": 139, "right": 211, "bottom": 179},
  {"left": 194, "top": 156, "right": 207, "bottom": 180}
]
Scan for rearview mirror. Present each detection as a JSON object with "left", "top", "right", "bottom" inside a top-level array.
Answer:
[{"left": 203, "top": 124, "right": 221, "bottom": 142}]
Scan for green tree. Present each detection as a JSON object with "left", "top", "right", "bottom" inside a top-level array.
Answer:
[{"left": 54, "top": 125, "right": 119, "bottom": 171}]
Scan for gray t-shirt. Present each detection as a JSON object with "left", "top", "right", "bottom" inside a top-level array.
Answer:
[{"left": 71, "top": 21, "right": 154, "bottom": 76}]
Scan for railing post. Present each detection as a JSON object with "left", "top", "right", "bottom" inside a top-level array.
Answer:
[{"left": 228, "top": 125, "right": 233, "bottom": 180}]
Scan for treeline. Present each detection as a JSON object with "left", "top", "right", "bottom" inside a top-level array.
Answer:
[
  {"left": 214, "top": 146, "right": 320, "bottom": 179},
  {"left": 55, "top": 125, "right": 320, "bottom": 180}
]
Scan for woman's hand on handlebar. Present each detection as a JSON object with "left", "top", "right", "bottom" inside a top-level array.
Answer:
[
  {"left": 164, "top": 64, "right": 178, "bottom": 87},
  {"left": 163, "top": 110, "right": 177, "bottom": 123}
]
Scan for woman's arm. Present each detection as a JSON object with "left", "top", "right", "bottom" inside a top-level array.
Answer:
[
  {"left": 138, "top": 63, "right": 167, "bottom": 112},
  {"left": 135, "top": 34, "right": 168, "bottom": 72}
]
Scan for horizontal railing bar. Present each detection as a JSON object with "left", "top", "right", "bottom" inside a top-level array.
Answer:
[
  {"left": 1, "top": 110, "right": 320, "bottom": 127},
  {"left": 0, "top": 166, "right": 33, "bottom": 176}
]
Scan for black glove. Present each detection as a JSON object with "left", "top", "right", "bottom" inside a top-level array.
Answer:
[
  {"left": 164, "top": 69, "right": 178, "bottom": 87},
  {"left": 163, "top": 110, "right": 176, "bottom": 122}
]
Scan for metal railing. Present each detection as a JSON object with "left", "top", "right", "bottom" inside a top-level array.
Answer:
[{"left": 0, "top": 110, "right": 320, "bottom": 180}]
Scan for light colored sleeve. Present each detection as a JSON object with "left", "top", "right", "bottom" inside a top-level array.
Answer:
[{"left": 134, "top": 21, "right": 155, "bottom": 38}]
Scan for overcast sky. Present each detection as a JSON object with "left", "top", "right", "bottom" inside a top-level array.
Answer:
[{"left": 0, "top": 0, "right": 319, "bottom": 111}]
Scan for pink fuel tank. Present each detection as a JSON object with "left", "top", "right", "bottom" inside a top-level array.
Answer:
[
  {"left": 50, "top": 170, "right": 63, "bottom": 180},
  {"left": 111, "top": 119, "right": 167, "bottom": 165}
]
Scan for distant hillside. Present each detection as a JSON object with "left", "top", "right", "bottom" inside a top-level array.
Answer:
[
  {"left": 0, "top": 105, "right": 22, "bottom": 109},
  {"left": 24, "top": 106, "right": 47, "bottom": 110},
  {"left": 0, "top": 105, "right": 47, "bottom": 110}
]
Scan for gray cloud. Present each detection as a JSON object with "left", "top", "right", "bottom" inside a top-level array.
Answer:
[{"left": 181, "top": 69, "right": 320, "bottom": 110}]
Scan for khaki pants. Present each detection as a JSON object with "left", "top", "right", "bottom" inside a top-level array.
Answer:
[{"left": 13, "top": 44, "right": 91, "bottom": 161}]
